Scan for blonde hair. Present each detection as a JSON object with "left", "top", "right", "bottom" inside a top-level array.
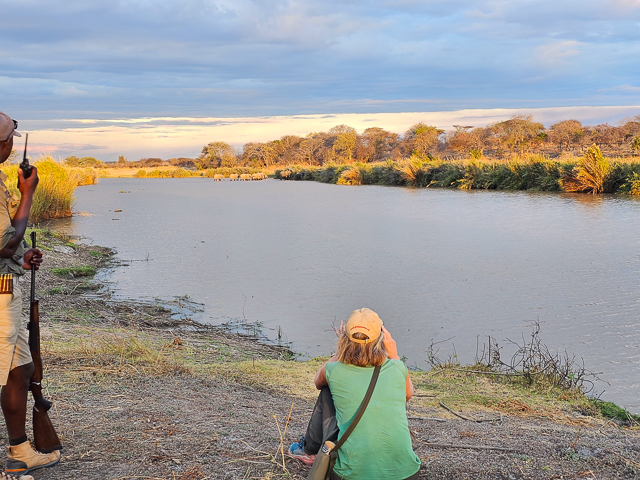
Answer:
[{"left": 337, "top": 331, "right": 387, "bottom": 367}]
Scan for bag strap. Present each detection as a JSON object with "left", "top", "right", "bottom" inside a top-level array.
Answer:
[{"left": 333, "top": 364, "right": 381, "bottom": 451}]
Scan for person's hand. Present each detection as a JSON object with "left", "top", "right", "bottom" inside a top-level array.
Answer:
[
  {"left": 23, "top": 248, "right": 43, "bottom": 270},
  {"left": 333, "top": 319, "right": 345, "bottom": 337},
  {"left": 382, "top": 325, "right": 400, "bottom": 360},
  {"left": 17, "top": 166, "right": 39, "bottom": 198}
]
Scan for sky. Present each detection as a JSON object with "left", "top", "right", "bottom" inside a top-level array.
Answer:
[{"left": 1, "top": 0, "right": 640, "bottom": 161}]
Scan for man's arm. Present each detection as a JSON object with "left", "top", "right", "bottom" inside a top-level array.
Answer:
[{"left": 0, "top": 166, "right": 38, "bottom": 258}]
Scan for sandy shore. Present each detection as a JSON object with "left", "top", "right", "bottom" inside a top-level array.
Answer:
[{"left": 5, "top": 230, "right": 638, "bottom": 479}]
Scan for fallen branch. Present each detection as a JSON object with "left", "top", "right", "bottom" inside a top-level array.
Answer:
[
  {"left": 610, "top": 451, "right": 640, "bottom": 469},
  {"left": 421, "top": 441, "right": 518, "bottom": 453},
  {"left": 407, "top": 416, "right": 448, "bottom": 422},
  {"left": 450, "top": 367, "right": 544, "bottom": 377},
  {"left": 439, "top": 401, "right": 502, "bottom": 423}
]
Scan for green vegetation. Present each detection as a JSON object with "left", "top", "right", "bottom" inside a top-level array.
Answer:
[
  {"left": 51, "top": 265, "right": 97, "bottom": 278},
  {"left": 0, "top": 155, "right": 98, "bottom": 223},
  {"left": 275, "top": 151, "right": 640, "bottom": 194},
  {"left": 591, "top": 399, "right": 640, "bottom": 423}
]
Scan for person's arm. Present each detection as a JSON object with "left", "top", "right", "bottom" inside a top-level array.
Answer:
[
  {"left": 0, "top": 167, "right": 39, "bottom": 258},
  {"left": 314, "top": 354, "right": 338, "bottom": 389},
  {"left": 382, "top": 325, "right": 414, "bottom": 401}
]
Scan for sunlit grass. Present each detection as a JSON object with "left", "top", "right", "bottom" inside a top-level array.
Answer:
[
  {"left": 275, "top": 152, "right": 640, "bottom": 194},
  {"left": 0, "top": 155, "right": 99, "bottom": 223}
]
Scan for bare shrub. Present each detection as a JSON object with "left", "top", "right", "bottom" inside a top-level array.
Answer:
[{"left": 475, "top": 322, "right": 598, "bottom": 394}]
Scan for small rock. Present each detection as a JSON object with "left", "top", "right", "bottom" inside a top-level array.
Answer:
[{"left": 52, "top": 246, "right": 74, "bottom": 254}]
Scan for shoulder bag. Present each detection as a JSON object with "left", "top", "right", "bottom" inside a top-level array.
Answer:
[{"left": 307, "top": 365, "right": 381, "bottom": 480}]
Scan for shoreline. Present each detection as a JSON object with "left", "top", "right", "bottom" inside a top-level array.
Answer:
[{"left": 13, "top": 229, "right": 640, "bottom": 479}]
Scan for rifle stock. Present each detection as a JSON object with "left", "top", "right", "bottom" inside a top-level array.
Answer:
[{"left": 27, "top": 231, "right": 62, "bottom": 453}]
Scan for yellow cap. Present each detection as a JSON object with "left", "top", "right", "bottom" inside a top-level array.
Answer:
[{"left": 345, "top": 308, "right": 383, "bottom": 344}]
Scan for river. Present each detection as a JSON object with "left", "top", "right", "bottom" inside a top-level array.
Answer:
[{"left": 49, "top": 178, "right": 640, "bottom": 413}]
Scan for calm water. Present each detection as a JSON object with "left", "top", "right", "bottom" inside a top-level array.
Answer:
[{"left": 50, "top": 178, "right": 640, "bottom": 413}]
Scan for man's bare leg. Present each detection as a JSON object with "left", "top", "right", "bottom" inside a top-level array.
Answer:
[{"left": 1, "top": 363, "right": 33, "bottom": 443}]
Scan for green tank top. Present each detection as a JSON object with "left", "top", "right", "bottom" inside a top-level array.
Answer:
[{"left": 325, "top": 359, "right": 420, "bottom": 480}]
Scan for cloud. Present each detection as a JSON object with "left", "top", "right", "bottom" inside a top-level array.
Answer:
[
  {"left": 602, "top": 84, "right": 640, "bottom": 93},
  {"left": 536, "top": 40, "right": 581, "bottom": 67},
  {"left": 0, "top": 0, "right": 639, "bottom": 120},
  {"left": 20, "top": 105, "right": 640, "bottom": 162}
]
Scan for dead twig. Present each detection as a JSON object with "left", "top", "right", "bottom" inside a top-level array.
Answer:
[
  {"left": 449, "top": 367, "right": 544, "bottom": 377},
  {"left": 420, "top": 441, "right": 518, "bottom": 453},
  {"left": 407, "top": 416, "right": 448, "bottom": 422},
  {"left": 571, "top": 426, "right": 583, "bottom": 450},
  {"left": 439, "top": 401, "right": 502, "bottom": 423},
  {"left": 610, "top": 451, "right": 640, "bottom": 469}
]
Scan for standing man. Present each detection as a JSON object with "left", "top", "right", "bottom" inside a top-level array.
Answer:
[{"left": 0, "top": 112, "right": 60, "bottom": 479}]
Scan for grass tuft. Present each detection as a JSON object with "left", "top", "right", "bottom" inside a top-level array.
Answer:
[
  {"left": 0, "top": 155, "right": 98, "bottom": 223},
  {"left": 51, "top": 265, "right": 97, "bottom": 278}
]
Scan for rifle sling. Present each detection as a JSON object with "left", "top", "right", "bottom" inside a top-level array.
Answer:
[{"left": 333, "top": 364, "right": 381, "bottom": 452}]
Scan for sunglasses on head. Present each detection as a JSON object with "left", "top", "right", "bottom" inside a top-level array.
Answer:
[{"left": 2, "top": 119, "right": 18, "bottom": 142}]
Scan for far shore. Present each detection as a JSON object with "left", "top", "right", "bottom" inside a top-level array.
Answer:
[{"left": 12, "top": 228, "right": 640, "bottom": 479}]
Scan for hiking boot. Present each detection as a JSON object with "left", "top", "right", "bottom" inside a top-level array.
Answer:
[
  {"left": 287, "top": 435, "right": 316, "bottom": 466},
  {"left": 5, "top": 441, "right": 60, "bottom": 475},
  {"left": 0, "top": 471, "right": 33, "bottom": 480}
]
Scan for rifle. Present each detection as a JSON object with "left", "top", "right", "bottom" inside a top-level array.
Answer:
[
  {"left": 19, "top": 133, "right": 33, "bottom": 179},
  {"left": 27, "top": 231, "right": 63, "bottom": 453}
]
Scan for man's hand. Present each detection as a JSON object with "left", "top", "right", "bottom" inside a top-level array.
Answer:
[
  {"left": 17, "top": 166, "right": 39, "bottom": 198},
  {"left": 23, "top": 248, "right": 43, "bottom": 270},
  {"left": 382, "top": 325, "right": 400, "bottom": 360},
  {"left": 333, "top": 319, "right": 345, "bottom": 337}
]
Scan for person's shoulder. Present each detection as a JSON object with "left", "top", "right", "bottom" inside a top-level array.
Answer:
[
  {"left": 324, "top": 360, "right": 340, "bottom": 376},
  {"left": 384, "top": 358, "right": 408, "bottom": 375}
]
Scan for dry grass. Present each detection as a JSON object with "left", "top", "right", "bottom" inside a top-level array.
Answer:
[{"left": 0, "top": 155, "right": 98, "bottom": 222}]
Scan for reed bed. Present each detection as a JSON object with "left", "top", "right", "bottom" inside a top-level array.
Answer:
[
  {"left": 275, "top": 151, "right": 640, "bottom": 194},
  {"left": 0, "top": 154, "right": 98, "bottom": 223}
]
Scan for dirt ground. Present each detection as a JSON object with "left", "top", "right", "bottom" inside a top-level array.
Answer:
[{"left": 3, "top": 231, "right": 639, "bottom": 480}]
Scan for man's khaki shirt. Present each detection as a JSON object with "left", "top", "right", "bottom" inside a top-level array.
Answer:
[{"left": 0, "top": 171, "right": 26, "bottom": 276}]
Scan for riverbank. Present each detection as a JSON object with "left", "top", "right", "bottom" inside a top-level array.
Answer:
[
  {"left": 10, "top": 230, "right": 640, "bottom": 479},
  {"left": 275, "top": 151, "right": 640, "bottom": 195}
]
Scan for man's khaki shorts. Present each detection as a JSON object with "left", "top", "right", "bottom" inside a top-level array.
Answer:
[{"left": 0, "top": 283, "right": 32, "bottom": 386}]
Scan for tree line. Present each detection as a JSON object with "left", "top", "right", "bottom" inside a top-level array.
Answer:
[{"left": 63, "top": 114, "right": 640, "bottom": 169}]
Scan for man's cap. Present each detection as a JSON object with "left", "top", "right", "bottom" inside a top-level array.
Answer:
[
  {"left": 0, "top": 112, "right": 21, "bottom": 141},
  {"left": 345, "top": 308, "right": 383, "bottom": 344}
]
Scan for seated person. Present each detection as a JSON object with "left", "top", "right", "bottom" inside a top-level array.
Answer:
[{"left": 288, "top": 308, "right": 420, "bottom": 480}]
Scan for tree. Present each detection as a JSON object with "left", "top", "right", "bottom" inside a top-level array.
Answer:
[
  {"left": 490, "top": 115, "right": 545, "bottom": 155},
  {"left": 242, "top": 142, "right": 277, "bottom": 167},
  {"left": 117, "top": 155, "right": 127, "bottom": 164},
  {"left": 360, "top": 127, "right": 399, "bottom": 162},
  {"left": 403, "top": 123, "right": 443, "bottom": 156},
  {"left": 295, "top": 134, "right": 324, "bottom": 165},
  {"left": 199, "top": 141, "right": 236, "bottom": 169},
  {"left": 64, "top": 156, "right": 104, "bottom": 168},
  {"left": 169, "top": 157, "right": 196, "bottom": 169},
  {"left": 587, "top": 124, "right": 626, "bottom": 148},
  {"left": 548, "top": 120, "right": 585, "bottom": 152},
  {"left": 331, "top": 126, "right": 357, "bottom": 163}
]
